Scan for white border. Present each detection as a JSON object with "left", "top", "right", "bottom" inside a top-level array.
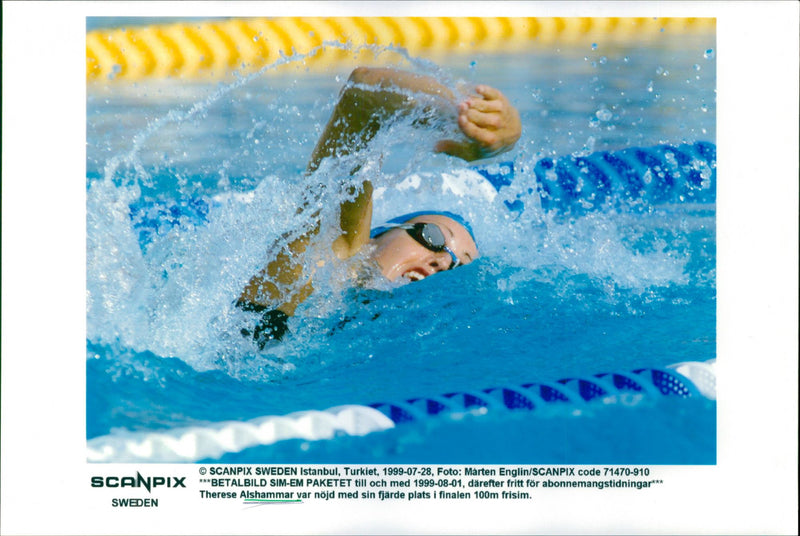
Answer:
[{"left": 2, "top": 2, "right": 798, "bottom": 535}]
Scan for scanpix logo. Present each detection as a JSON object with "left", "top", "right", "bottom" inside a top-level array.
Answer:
[{"left": 90, "top": 472, "right": 186, "bottom": 493}]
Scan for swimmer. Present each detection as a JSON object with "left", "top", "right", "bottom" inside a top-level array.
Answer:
[{"left": 237, "top": 66, "right": 521, "bottom": 346}]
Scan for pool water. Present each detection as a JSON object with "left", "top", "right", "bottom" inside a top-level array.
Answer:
[{"left": 86, "top": 34, "right": 716, "bottom": 463}]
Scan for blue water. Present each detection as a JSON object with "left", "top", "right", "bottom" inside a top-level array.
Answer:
[{"left": 86, "top": 33, "right": 716, "bottom": 463}]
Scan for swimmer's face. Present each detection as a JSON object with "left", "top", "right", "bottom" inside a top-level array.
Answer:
[{"left": 371, "top": 215, "right": 479, "bottom": 282}]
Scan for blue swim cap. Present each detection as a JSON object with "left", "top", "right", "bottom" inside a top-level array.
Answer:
[{"left": 370, "top": 210, "right": 476, "bottom": 243}]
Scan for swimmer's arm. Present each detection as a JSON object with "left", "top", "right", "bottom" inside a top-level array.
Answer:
[
  {"left": 331, "top": 181, "right": 373, "bottom": 259},
  {"left": 240, "top": 68, "right": 415, "bottom": 310},
  {"left": 238, "top": 234, "right": 313, "bottom": 316},
  {"left": 313, "top": 68, "right": 511, "bottom": 254},
  {"left": 237, "top": 185, "right": 371, "bottom": 314},
  {"left": 307, "top": 67, "right": 456, "bottom": 172},
  {"left": 319, "top": 68, "right": 521, "bottom": 256},
  {"left": 312, "top": 67, "right": 456, "bottom": 258}
]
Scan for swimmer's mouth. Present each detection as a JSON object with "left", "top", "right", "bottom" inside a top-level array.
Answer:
[{"left": 403, "top": 269, "right": 428, "bottom": 282}]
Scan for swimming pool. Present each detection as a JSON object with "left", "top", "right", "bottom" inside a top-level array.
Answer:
[{"left": 86, "top": 19, "right": 716, "bottom": 464}]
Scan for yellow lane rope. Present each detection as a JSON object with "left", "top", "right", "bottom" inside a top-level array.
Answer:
[{"left": 87, "top": 17, "right": 715, "bottom": 82}]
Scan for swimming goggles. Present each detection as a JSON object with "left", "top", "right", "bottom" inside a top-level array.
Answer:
[{"left": 387, "top": 222, "right": 461, "bottom": 270}]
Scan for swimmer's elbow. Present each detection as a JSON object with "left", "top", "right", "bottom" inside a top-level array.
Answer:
[
  {"left": 332, "top": 234, "right": 364, "bottom": 260},
  {"left": 348, "top": 66, "right": 376, "bottom": 85}
]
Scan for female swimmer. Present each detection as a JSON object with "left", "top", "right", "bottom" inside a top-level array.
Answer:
[{"left": 236, "top": 66, "right": 521, "bottom": 346}]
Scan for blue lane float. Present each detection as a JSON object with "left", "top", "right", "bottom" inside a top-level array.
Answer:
[
  {"left": 475, "top": 141, "right": 716, "bottom": 213},
  {"left": 87, "top": 359, "right": 715, "bottom": 462},
  {"left": 369, "top": 360, "right": 714, "bottom": 425}
]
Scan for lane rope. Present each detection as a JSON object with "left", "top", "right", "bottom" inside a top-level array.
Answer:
[
  {"left": 87, "top": 17, "right": 715, "bottom": 82},
  {"left": 476, "top": 141, "right": 716, "bottom": 214},
  {"left": 87, "top": 359, "right": 715, "bottom": 462}
]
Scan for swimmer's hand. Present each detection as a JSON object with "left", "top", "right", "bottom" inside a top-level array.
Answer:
[{"left": 434, "top": 85, "right": 521, "bottom": 162}]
